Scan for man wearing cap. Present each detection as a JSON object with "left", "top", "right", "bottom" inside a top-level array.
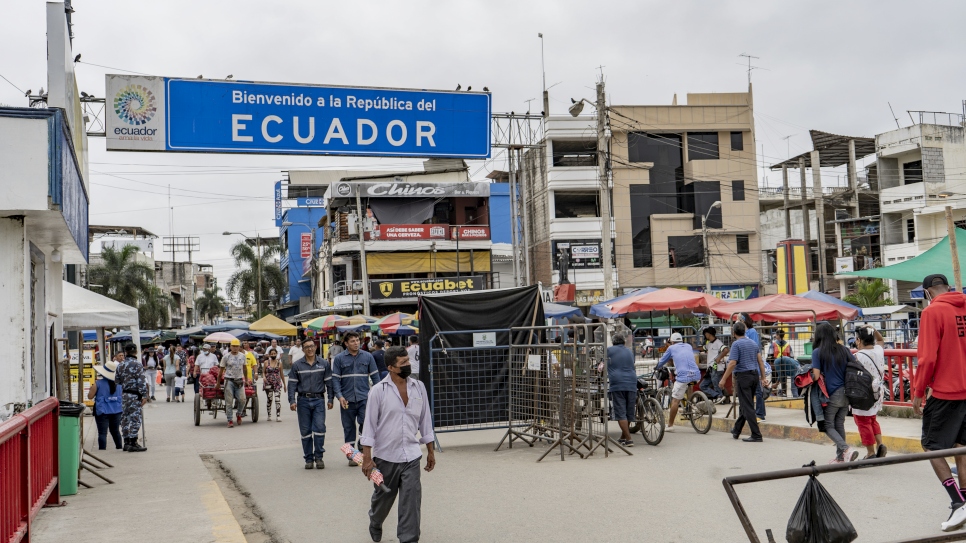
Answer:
[
  {"left": 913, "top": 274, "right": 966, "bottom": 531},
  {"left": 115, "top": 343, "right": 148, "bottom": 452},
  {"left": 288, "top": 340, "right": 335, "bottom": 469},
  {"left": 219, "top": 339, "right": 249, "bottom": 428},
  {"left": 655, "top": 332, "right": 702, "bottom": 432}
]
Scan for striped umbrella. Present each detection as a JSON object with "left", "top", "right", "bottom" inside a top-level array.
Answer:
[
  {"left": 335, "top": 315, "right": 376, "bottom": 327},
  {"left": 372, "top": 312, "right": 415, "bottom": 332},
  {"left": 305, "top": 314, "right": 347, "bottom": 331},
  {"left": 385, "top": 324, "right": 418, "bottom": 336}
]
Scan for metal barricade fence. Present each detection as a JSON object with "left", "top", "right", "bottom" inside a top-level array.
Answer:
[
  {"left": 845, "top": 317, "right": 919, "bottom": 349},
  {"left": 496, "top": 324, "right": 630, "bottom": 462},
  {"left": 429, "top": 329, "right": 513, "bottom": 435},
  {"left": 633, "top": 325, "right": 699, "bottom": 361},
  {"left": 753, "top": 323, "right": 815, "bottom": 399}
]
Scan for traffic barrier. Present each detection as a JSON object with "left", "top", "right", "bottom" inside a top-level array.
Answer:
[
  {"left": 1, "top": 397, "right": 60, "bottom": 543},
  {"left": 882, "top": 348, "right": 917, "bottom": 406}
]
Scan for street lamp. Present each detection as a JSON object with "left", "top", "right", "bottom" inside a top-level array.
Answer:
[
  {"left": 702, "top": 201, "right": 722, "bottom": 295},
  {"left": 224, "top": 231, "right": 263, "bottom": 317},
  {"left": 283, "top": 221, "right": 319, "bottom": 309}
]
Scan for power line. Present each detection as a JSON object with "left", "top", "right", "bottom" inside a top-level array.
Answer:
[{"left": 0, "top": 72, "right": 25, "bottom": 95}]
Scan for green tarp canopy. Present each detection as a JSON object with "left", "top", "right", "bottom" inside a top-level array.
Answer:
[{"left": 844, "top": 227, "right": 966, "bottom": 283}]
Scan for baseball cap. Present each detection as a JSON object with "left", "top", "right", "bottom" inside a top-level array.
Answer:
[
  {"left": 923, "top": 274, "right": 949, "bottom": 289},
  {"left": 229, "top": 339, "right": 241, "bottom": 346},
  {"left": 202, "top": 343, "right": 211, "bottom": 349},
  {"left": 670, "top": 332, "right": 683, "bottom": 343}
]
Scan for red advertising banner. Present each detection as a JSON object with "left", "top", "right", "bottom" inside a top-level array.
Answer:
[
  {"left": 452, "top": 226, "right": 490, "bottom": 240},
  {"left": 300, "top": 233, "right": 312, "bottom": 258},
  {"left": 374, "top": 224, "right": 448, "bottom": 240}
]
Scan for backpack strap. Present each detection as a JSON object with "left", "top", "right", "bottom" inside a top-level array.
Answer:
[{"left": 856, "top": 350, "right": 883, "bottom": 380}]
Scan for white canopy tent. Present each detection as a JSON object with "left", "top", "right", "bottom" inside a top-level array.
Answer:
[{"left": 62, "top": 281, "right": 141, "bottom": 362}]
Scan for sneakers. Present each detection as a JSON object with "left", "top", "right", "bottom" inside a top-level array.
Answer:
[
  {"left": 720, "top": 398, "right": 731, "bottom": 405},
  {"left": 315, "top": 459, "right": 325, "bottom": 470},
  {"left": 349, "top": 459, "right": 359, "bottom": 467},
  {"left": 227, "top": 420, "right": 234, "bottom": 428},
  {"left": 664, "top": 425, "right": 675, "bottom": 433},
  {"left": 618, "top": 438, "right": 635, "bottom": 447},
  {"left": 236, "top": 415, "right": 242, "bottom": 426},
  {"left": 828, "top": 457, "right": 844, "bottom": 464},
  {"left": 848, "top": 450, "right": 860, "bottom": 462},
  {"left": 304, "top": 462, "right": 314, "bottom": 470},
  {"left": 276, "top": 416, "right": 282, "bottom": 422},
  {"left": 943, "top": 502, "right": 966, "bottom": 532}
]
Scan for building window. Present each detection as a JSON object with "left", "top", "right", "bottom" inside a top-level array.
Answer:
[
  {"left": 732, "top": 180, "right": 745, "bottom": 201},
  {"left": 627, "top": 133, "right": 683, "bottom": 182},
  {"left": 736, "top": 234, "right": 750, "bottom": 254},
  {"left": 689, "top": 181, "right": 722, "bottom": 230},
  {"left": 903, "top": 160, "right": 923, "bottom": 185},
  {"left": 687, "top": 132, "right": 719, "bottom": 161},
  {"left": 906, "top": 219, "right": 915, "bottom": 243},
  {"left": 554, "top": 191, "right": 600, "bottom": 218},
  {"left": 730, "top": 131, "right": 743, "bottom": 151},
  {"left": 668, "top": 236, "right": 704, "bottom": 268},
  {"left": 551, "top": 140, "right": 597, "bottom": 167}
]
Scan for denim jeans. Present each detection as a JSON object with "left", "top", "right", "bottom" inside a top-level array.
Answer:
[
  {"left": 340, "top": 399, "right": 367, "bottom": 448},
  {"left": 699, "top": 370, "right": 724, "bottom": 399},
  {"left": 224, "top": 379, "right": 247, "bottom": 420},
  {"left": 95, "top": 412, "right": 122, "bottom": 450},
  {"left": 773, "top": 357, "right": 801, "bottom": 397},
  {"left": 297, "top": 397, "right": 327, "bottom": 462},
  {"left": 823, "top": 387, "right": 850, "bottom": 458}
]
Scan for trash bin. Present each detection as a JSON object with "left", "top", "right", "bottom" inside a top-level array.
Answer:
[{"left": 58, "top": 401, "right": 84, "bottom": 496}]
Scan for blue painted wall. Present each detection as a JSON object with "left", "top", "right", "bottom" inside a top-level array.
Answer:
[
  {"left": 489, "top": 182, "right": 512, "bottom": 244},
  {"left": 279, "top": 206, "right": 326, "bottom": 304}
]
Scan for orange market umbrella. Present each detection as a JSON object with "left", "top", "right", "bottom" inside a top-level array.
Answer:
[{"left": 604, "top": 288, "right": 724, "bottom": 317}]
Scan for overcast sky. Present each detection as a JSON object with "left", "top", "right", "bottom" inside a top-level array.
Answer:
[{"left": 2, "top": 0, "right": 965, "bottom": 292}]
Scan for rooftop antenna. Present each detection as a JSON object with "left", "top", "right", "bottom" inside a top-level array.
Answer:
[
  {"left": 538, "top": 33, "right": 546, "bottom": 93},
  {"left": 888, "top": 102, "right": 901, "bottom": 129},
  {"left": 524, "top": 98, "right": 535, "bottom": 115},
  {"left": 738, "top": 53, "right": 762, "bottom": 86},
  {"left": 596, "top": 65, "right": 606, "bottom": 82},
  {"left": 781, "top": 134, "right": 794, "bottom": 158}
]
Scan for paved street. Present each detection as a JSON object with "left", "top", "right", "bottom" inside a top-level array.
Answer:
[{"left": 30, "top": 388, "right": 958, "bottom": 543}]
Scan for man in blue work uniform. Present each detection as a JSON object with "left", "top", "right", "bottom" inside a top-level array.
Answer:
[
  {"left": 607, "top": 334, "right": 638, "bottom": 447},
  {"left": 656, "top": 332, "right": 702, "bottom": 432},
  {"left": 288, "top": 339, "right": 334, "bottom": 469},
  {"left": 333, "top": 331, "right": 381, "bottom": 466}
]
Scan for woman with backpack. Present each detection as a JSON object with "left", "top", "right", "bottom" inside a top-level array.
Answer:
[
  {"left": 853, "top": 325, "right": 888, "bottom": 459},
  {"left": 810, "top": 322, "right": 859, "bottom": 463}
]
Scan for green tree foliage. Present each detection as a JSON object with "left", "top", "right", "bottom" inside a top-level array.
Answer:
[
  {"left": 843, "top": 278, "right": 895, "bottom": 308},
  {"left": 196, "top": 286, "right": 227, "bottom": 324},
  {"left": 86, "top": 245, "right": 153, "bottom": 308},
  {"left": 226, "top": 241, "right": 285, "bottom": 319}
]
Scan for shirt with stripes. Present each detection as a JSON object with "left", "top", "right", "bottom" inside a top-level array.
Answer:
[
  {"left": 332, "top": 349, "right": 380, "bottom": 403},
  {"left": 287, "top": 356, "right": 334, "bottom": 405}
]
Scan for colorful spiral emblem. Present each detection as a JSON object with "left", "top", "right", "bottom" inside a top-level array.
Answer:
[{"left": 114, "top": 84, "right": 157, "bottom": 125}]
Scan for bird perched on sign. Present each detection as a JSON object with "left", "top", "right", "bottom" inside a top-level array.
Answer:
[{"left": 455, "top": 84, "right": 461, "bottom": 91}]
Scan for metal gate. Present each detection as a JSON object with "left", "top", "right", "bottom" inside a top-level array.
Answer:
[{"left": 496, "top": 324, "right": 631, "bottom": 462}]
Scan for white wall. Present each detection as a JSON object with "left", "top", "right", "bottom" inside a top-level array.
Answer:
[
  {"left": 759, "top": 208, "right": 817, "bottom": 249},
  {"left": 0, "top": 116, "right": 49, "bottom": 212},
  {"left": 0, "top": 217, "right": 28, "bottom": 420}
]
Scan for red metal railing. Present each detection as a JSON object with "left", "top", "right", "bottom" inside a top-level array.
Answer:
[
  {"left": 882, "top": 348, "right": 917, "bottom": 406},
  {"left": 1, "top": 397, "right": 60, "bottom": 543}
]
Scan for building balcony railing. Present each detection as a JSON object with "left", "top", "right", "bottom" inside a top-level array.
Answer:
[{"left": 757, "top": 186, "right": 843, "bottom": 200}]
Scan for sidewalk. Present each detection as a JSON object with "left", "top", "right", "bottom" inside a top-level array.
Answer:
[
  {"left": 710, "top": 399, "right": 925, "bottom": 453},
  {"left": 30, "top": 399, "right": 260, "bottom": 543}
]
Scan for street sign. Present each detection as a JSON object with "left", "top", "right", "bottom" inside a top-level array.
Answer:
[
  {"left": 274, "top": 181, "right": 283, "bottom": 226},
  {"left": 297, "top": 197, "right": 325, "bottom": 207},
  {"left": 106, "top": 75, "right": 491, "bottom": 159}
]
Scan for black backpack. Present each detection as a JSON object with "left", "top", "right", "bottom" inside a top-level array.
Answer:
[{"left": 844, "top": 352, "right": 877, "bottom": 411}]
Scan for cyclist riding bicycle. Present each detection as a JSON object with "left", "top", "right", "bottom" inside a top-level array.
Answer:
[{"left": 655, "top": 332, "right": 701, "bottom": 432}]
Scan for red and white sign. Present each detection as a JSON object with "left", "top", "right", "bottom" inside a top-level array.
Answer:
[
  {"left": 375, "top": 224, "right": 448, "bottom": 240},
  {"left": 452, "top": 226, "right": 490, "bottom": 240},
  {"left": 300, "top": 233, "right": 312, "bottom": 258}
]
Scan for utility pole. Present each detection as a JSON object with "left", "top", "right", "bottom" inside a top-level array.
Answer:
[
  {"left": 798, "top": 156, "right": 811, "bottom": 265},
  {"left": 256, "top": 234, "right": 262, "bottom": 318},
  {"left": 811, "top": 151, "right": 827, "bottom": 293},
  {"left": 946, "top": 206, "right": 963, "bottom": 291},
  {"left": 782, "top": 164, "right": 791, "bottom": 239},
  {"left": 519, "top": 147, "right": 533, "bottom": 285},
  {"left": 596, "top": 81, "right": 615, "bottom": 300},
  {"left": 356, "top": 192, "right": 371, "bottom": 315}
]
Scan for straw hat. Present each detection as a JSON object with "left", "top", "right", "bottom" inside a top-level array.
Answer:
[{"left": 94, "top": 360, "right": 119, "bottom": 381}]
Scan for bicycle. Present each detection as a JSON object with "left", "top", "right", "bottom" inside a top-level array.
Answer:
[
  {"left": 655, "top": 380, "right": 714, "bottom": 434},
  {"left": 628, "top": 372, "right": 665, "bottom": 446}
]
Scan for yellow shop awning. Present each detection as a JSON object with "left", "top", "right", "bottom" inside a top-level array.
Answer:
[{"left": 367, "top": 251, "right": 491, "bottom": 275}]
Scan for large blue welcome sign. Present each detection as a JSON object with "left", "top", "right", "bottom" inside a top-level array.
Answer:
[{"left": 105, "top": 75, "right": 491, "bottom": 159}]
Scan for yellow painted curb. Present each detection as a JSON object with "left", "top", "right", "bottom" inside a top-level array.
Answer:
[
  {"left": 711, "top": 418, "right": 924, "bottom": 454},
  {"left": 199, "top": 479, "right": 248, "bottom": 543}
]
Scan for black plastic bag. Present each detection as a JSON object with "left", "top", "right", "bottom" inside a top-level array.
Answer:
[{"left": 787, "top": 467, "right": 857, "bottom": 543}]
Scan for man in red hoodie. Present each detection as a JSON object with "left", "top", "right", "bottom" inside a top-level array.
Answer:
[{"left": 913, "top": 273, "right": 966, "bottom": 532}]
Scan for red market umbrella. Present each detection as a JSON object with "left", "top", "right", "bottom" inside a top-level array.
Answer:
[
  {"left": 604, "top": 288, "right": 725, "bottom": 317},
  {"left": 710, "top": 293, "right": 859, "bottom": 322}
]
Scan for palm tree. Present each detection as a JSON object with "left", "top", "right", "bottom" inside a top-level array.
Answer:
[
  {"left": 196, "top": 286, "right": 227, "bottom": 324},
  {"left": 86, "top": 245, "right": 153, "bottom": 307},
  {"left": 844, "top": 278, "right": 895, "bottom": 308},
  {"left": 139, "top": 286, "right": 176, "bottom": 328},
  {"left": 226, "top": 241, "right": 286, "bottom": 319}
]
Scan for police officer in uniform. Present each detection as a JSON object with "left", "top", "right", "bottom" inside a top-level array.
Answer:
[{"left": 115, "top": 342, "right": 148, "bottom": 452}]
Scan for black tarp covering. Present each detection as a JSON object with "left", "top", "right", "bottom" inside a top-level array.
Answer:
[{"left": 418, "top": 286, "right": 544, "bottom": 428}]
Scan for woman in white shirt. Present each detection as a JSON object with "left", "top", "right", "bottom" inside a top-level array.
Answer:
[{"left": 852, "top": 326, "right": 887, "bottom": 459}]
